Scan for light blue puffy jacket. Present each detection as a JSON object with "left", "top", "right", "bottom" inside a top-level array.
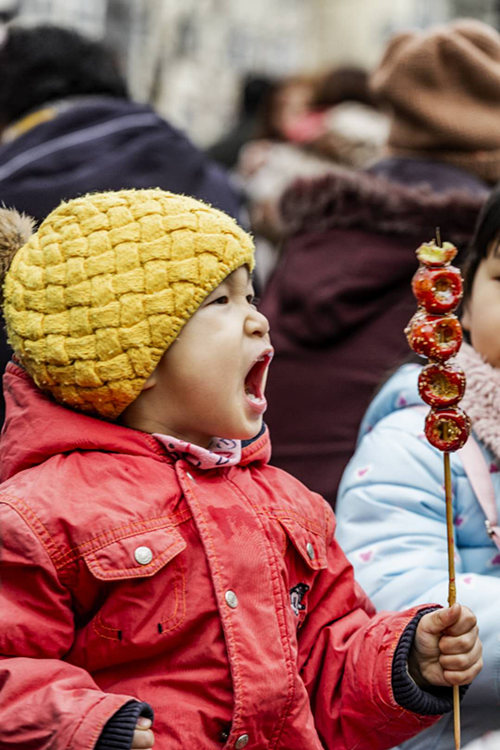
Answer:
[{"left": 336, "top": 363, "right": 500, "bottom": 750}]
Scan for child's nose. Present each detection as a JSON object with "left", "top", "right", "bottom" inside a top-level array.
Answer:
[{"left": 246, "top": 308, "right": 270, "bottom": 338}]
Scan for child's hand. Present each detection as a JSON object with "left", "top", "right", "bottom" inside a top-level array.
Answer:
[
  {"left": 132, "top": 716, "right": 154, "bottom": 748},
  {"left": 409, "top": 603, "right": 482, "bottom": 689}
]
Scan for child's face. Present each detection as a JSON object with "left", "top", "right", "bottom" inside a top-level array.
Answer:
[
  {"left": 142, "top": 266, "right": 273, "bottom": 447},
  {"left": 462, "top": 241, "right": 500, "bottom": 367}
]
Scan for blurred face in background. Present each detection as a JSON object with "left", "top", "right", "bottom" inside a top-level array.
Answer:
[{"left": 271, "top": 79, "right": 313, "bottom": 139}]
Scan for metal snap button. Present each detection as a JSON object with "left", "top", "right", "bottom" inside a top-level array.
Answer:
[
  {"left": 134, "top": 546, "right": 153, "bottom": 565},
  {"left": 235, "top": 734, "right": 249, "bottom": 749},
  {"left": 306, "top": 542, "right": 315, "bottom": 560},
  {"left": 225, "top": 590, "right": 238, "bottom": 608},
  {"left": 186, "top": 471, "right": 194, "bottom": 480}
]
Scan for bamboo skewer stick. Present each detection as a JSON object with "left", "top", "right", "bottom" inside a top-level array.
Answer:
[
  {"left": 437, "top": 224, "right": 460, "bottom": 749},
  {"left": 406, "top": 228, "right": 466, "bottom": 748},
  {"left": 443, "top": 450, "right": 461, "bottom": 750}
]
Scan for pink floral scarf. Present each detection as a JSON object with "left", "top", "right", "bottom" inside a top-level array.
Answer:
[
  {"left": 456, "top": 341, "right": 500, "bottom": 461},
  {"left": 153, "top": 433, "right": 242, "bottom": 469}
]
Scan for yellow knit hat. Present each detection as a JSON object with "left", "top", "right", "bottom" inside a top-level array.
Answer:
[{"left": 2, "top": 189, "right": 254, "bottom": 418}]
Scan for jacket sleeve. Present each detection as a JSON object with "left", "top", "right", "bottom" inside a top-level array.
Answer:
[
  {"left": 0, "top": 500, "right": 144, "bottom": 750},
  {"left": 296, "top": 504, "right": 444, "bottom": 750},
  {"left": 335, "top": 408, "right": 500, "bottom": 727}
]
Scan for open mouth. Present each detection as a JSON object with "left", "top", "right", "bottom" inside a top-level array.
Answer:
[{"left": 244, "top": 349, "right": 274, "bottom": 406}]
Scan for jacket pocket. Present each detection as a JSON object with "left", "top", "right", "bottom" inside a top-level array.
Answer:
[
  {"left": 276, "top": 517, "right": 328, "bottom": 627},
  {"left": 278, "top": 517, "right": 328, "bottom": 572},
  {"left": 83, "top": 524, "right": 187, "bottom": 642}
]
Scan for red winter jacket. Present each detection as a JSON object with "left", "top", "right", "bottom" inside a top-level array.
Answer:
[{"left": 0, "top": 364, "right": 441, "bottom": 750}]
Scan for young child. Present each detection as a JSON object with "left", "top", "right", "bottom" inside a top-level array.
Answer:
[
  {"left": 336, "top": 185, "right": 500, "bottom": 750},
  {"left": 0, "top": 189, "right": 482, "bottom": 750}
]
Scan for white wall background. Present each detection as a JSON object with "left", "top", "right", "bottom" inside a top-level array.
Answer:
[{"left": 1, "top": 0, "right": 498, "bottom": 145}]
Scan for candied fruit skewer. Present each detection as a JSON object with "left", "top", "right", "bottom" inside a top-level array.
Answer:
[
  {"left": 416, "top": 238, "right": 457, "bottom": 266},
  {"left": 406, "top": 230, "right": 469, "bottom": 750},
  {"left": 424, "top": 407, "right": 471, "bottom": 452},
  {"left": 411, "top": 264, "right": 463, "bottom": 314},
  {"left": 418, "top": 363, "right": 466, "bottom": 408},
  {"left": 406, "top": 310, "right": 463, "bottom": 362}
]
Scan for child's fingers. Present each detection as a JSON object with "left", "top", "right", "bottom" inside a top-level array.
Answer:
[
  {"left": 442, "top": 604, "right": 477, "bottom": 636},
  {"left": 422, "top": 603, "right": 477, "bottom": 637},
  {"left": 439, "top": 637, "right": 482, "bottom": 671},
  {"left": 131, "top": 723, "right": 155, "bottom": 749},
  {"left": 131, "top": 729, "right": 154, "bottom": 749},
  {"left": 419, "top": 602, "right": 461, "bottom": 635},
  {"left": 439, "top": 624, "right": 479, "bottom": 655},
  {"left": 441, "top": 648, "right": 484, "bottom": 686}
]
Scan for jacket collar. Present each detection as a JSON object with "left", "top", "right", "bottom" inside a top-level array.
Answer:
[{"left": 0, "top": 363, "right": 270, "bottom": 481}]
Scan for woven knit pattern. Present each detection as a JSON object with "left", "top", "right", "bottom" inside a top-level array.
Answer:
[{"left": 3, "top": 189, "right": 254, "bottom": 418}]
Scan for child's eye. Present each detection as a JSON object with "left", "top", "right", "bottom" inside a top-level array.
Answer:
[
  {"left": 247, "top": 295, "right": 260, "bottom": 308},
  {"left": 211, "top": 295, "right": 229, "bottom": 305}
]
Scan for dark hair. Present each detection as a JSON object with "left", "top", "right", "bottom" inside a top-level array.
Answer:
[
  {"left": 0, "top": 24, "right": 128, "bottom": 126},
  {"left": 462, "top": 181, "right": 500, "bottom": 306},
  {"left": 241, "top": 74, "right": 274, "bottom": 118},
  {"left": 255, "top": 74, "right": 316, "bottom": 140}
]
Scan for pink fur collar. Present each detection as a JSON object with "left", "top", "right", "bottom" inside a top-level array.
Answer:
[{"left": 456, "top": 342, "right": 500, "bottom": 460}]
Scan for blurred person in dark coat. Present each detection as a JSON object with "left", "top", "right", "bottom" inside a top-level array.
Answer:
[
  {"left": 0, "top": 23, "right": 242, "bottom": 425},
  {"left": 260, "top": 19, "right": 499, "bottom": 507}
]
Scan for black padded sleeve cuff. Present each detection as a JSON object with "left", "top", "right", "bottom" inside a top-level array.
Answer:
[
  {"left": 392, "top": 607, "right": 468, "bottom": 715},
  {"left": 95, "top": 700, "right": 154, "bottom": 750}
]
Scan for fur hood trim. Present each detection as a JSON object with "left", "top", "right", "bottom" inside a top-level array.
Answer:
[
  {"left": 280, "top": 168, "right": 486, "bottom": 243},
  {"left": 0, "top": 207, "right": 35, "bottom": 301}
]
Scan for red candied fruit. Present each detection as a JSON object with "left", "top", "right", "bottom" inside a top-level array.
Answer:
[
  {"left": 412, "top": 265, "right": 463, "bottom": 315},
  {"left": 418, "top": 363, "right": 466, "bottom": 408},
  {"left": 416, "top": 240, "right": 457, "bottom": 266},
  {"left": 424, "top": 407, "right": 471, "bottom": 452},
  {"left": 405, "top": 310, "right": 463, "bottom": 362}
]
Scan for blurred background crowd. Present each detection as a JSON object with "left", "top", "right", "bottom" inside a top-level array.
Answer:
[{"left": 0, "top": 0, "right": 497, "bottom": 147}]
